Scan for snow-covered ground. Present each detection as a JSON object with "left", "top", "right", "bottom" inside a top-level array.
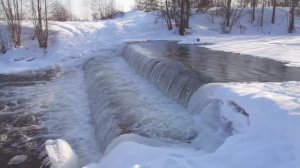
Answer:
[
  {"left": 0, "top": 7, "right": 300, "bottom": 168},
  {"left": 0, "top": 8, "right": 299, "bottom": 72}
]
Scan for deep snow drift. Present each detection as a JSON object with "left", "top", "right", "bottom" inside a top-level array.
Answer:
[{"left": 0, "top": 7, "right": 299, "bottom": 168}]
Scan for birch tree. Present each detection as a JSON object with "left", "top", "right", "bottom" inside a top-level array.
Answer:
[
  {"left": 31, "top": 0, "right": 49, "bottom": 48},
  {"left": 0, "top": 0, "right": 23, "bottom": 47}
]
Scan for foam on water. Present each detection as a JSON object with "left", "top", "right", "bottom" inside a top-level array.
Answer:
[
  {"left": 41, "top": 68, "right": 101, "bottom": 164},
  {"left": 122, "top": 43, "right": 204, "bottom": 107},
  {"left": 0, "top": 67, "right": 101, "bottom": 167},
  {"left": 84, "top": 55, "right": 197, "bottom": 152}
]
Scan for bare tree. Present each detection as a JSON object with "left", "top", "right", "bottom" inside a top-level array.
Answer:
[
  {"left": 257, "top": 0, "right": 266, "bottom": 26},
  {"left": 91, "top": 0, "right": 118, "bottom": 20},
  {"left": 30, "top": 0, "right": 37, "bottom": 40},
  {"left": 135, "top": 0, "right": 159, "bottom": 11},
  {"left": 288, "top": 0, "right": 299, "bottom": 33},
  {"left": 225, "top": 0, "right": 232, "bottom": 27},
  {"left": 192, "top": 0, "right": 212, "bottom": 10},
  {"left": 159, "top": 0, "right": 191, "bottom": 35},
  {"left": 31, "top": 0, "right": 48, "bottom": 48},
  {"left": 179, "top": 0, "right": 186, "bottom": 35},
  {"left": 0, "top": 0, "right": 23, "bottom": 48},
  {"left": 251, "top": 0, "right": 257, "bottom": 23},
  {"left": 178, "top": 0, "right": 190, "bottom": 36},
  {"left": 162, "top": 0, "right": 173, "bottom": 30},
  {"left": 186, "top": 0, "right": 191, "bottom": 28},
  {"left": 218, "top": 0, "right": 247, "bottom": 33},
  {"left": 271, "top": 0, "right": 276, "bottom": 23},
  {"left": 50, "top": 0, "right": 68, "bottom": 21}
]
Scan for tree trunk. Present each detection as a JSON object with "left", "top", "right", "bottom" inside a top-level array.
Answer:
[
  {"left": 185, "top": 0, "right": 190, "bottom": 28},
  {"left": 251, "top": 0, "right": 256, "bottom": 23},
  {"left": 260, "top": 1, "right": 265, "bottom": 26},
  {"left": 288, "top": 2, "right": 296, "bottom": 33},
  {"left": 164, "top": 0, "right": 172, "bottom": 30},
  {"left": 35, "top": 0, "right": 48, "bottom": 48},
  {"left": 0, "top": 0, "right": 22, "bottom": 47},
  {"left": 271, "top": 0, "right": 276, "bottom": 24},
  {"left": 225, "top": 0, "right": 232, "bottom": 27},
  {"left": 179, "top": 0, "right": 186, "bottom": 36}
]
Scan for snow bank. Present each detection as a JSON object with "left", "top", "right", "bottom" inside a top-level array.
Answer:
[{"left": 84, "top": 82, "right": 300, "bottom": 168}]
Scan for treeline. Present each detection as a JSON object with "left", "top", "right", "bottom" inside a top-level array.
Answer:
[
  {"left": 91, "top": 0, "right": 120, "bottom": 20},
  {"left": 0, "top": 0, "right": 119, "bottom": 53},
  {"left": 136, "top": 0, "right": 300, "bottom": 35},
  {"left": 0, "top": 0, "right": 73, "bottom": 53}
]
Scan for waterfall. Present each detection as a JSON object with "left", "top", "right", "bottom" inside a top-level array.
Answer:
[
  {"left": 122, "top": 42, "right": 206, "bottom": 107},
  {"left": 122, "top": 41, "right": 300, "bottom": 86},
  {"left": 84, "top": 56, "right": 197, "bottom": 152},
  {"left": 84, "top": 40, "right": 300, "bottom": 154}
]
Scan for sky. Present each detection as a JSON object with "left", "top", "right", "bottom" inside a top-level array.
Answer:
[
  {"left": 115, "top": 0, "right": 136, "bottom": 11},
  {"left": 64, "top": 0, "right": 135, "bottom": 20}
]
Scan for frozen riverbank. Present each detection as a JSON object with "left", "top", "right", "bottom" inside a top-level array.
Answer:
[{"left": 0, "top": 9, "right": 299, "bottom": 168}]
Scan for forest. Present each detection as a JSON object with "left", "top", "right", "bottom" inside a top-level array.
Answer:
[{"left": 0, "top": 0, "right": 299, "bottom": 54}]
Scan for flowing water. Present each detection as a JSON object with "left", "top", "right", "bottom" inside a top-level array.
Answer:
[
  {"left": 0, "top": 68, "right": 60, "bottom": 168},
  {"left": 2, "top": 41, "right": 300, "bottom": 167},
  {"left": 122, "top": 41, "right": 300, "bottom": 106},
  {"left": 84, "top": 41, "right": 300, "bottom": 154},
  {"left": 0, "top": 67, "right": 100, "bottom": 168},
  {"left": 84, "top": 56, "right": 197, "bottom": 152}
]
